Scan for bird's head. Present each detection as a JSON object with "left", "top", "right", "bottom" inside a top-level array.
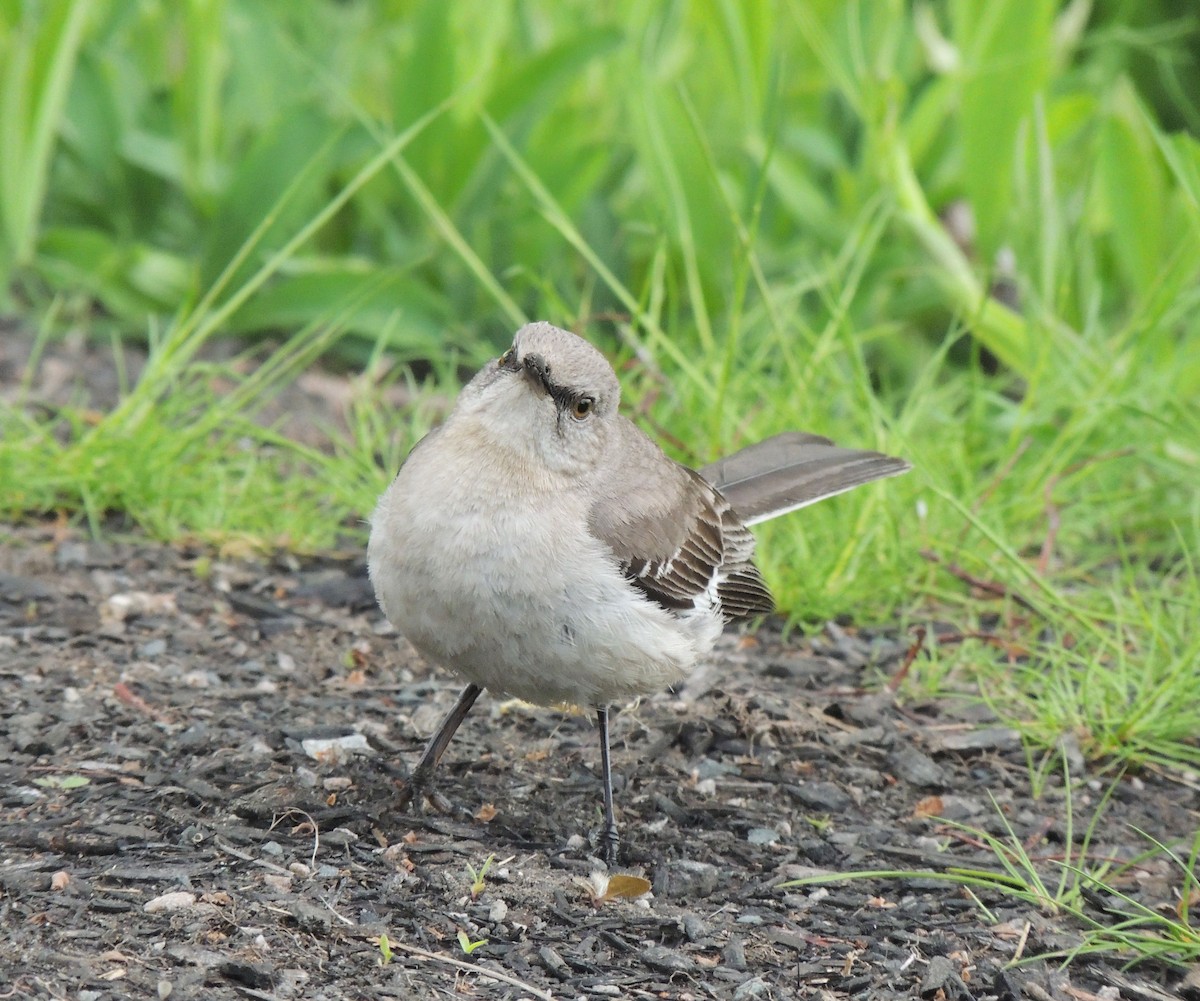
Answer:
[{"left": 454, "top": 322, "right": 621, "bottom": 476}]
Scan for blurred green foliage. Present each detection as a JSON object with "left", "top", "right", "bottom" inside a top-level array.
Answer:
[{"left": 2, "top": 0, "right": 1196, "bottom": 369}]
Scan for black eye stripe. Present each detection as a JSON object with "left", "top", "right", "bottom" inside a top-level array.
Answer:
[
  {"left": 550, "top": 385, "right": 591, "bottom": 413},
  {"left": 517, "top": 352, "right": 596, "bottom": 415},
  {"left": 540, "top": 374, "right": 591, "bottom": 413}
]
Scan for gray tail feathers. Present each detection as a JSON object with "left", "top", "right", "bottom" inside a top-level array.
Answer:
[{"left": 700, "top": 432, "right": 911, "bottom": 526}]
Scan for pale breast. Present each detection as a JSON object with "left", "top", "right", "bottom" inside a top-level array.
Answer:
[{"left": 367, "top": 435, "right": 721, "bottom": 707}]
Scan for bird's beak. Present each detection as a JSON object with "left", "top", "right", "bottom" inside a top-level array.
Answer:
[{"left": 522, "top": 353, "right": 553, "bottom": 395}]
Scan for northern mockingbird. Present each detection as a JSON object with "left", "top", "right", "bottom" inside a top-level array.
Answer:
[{"left": 369, "top": 321, "right": 909, "bottom": 865}]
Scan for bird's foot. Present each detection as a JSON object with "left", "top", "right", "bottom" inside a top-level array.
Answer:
[
  {"left": 396, "top": 770, "right": 472, "bottom": 820},
  {"left": 599, "top": 824, "right": 621, "bottom": 870}
]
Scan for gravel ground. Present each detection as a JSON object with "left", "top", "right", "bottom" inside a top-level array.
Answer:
[{"left": 2, "top": 526, "right": 1198, "bottom": 1000}]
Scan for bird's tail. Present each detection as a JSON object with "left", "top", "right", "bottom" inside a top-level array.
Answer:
[{"left": 700, "top": 432, "right": 910, "bottom": 526}]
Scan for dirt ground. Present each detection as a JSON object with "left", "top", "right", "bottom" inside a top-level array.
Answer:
[
  {"left": 2, "top": 524, "right": 1198, "bottom": 1001},
  {"left": 2, "top": 327, "right": 1199, "bottom": 999}
]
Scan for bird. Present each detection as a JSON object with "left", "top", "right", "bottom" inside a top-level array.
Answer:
[{"left": 367, "top": 321, "right": 910, "bottom": 866}]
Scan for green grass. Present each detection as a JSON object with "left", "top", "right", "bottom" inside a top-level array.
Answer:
[
  {"left": 784, "top": 775, "right": 1200, "bottom": 969},
  {"left": 0, "top": 4, "right": 1198, "bottom": 965}
]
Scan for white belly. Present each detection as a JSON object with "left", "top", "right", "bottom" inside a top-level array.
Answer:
[{"left": 367, "top": 442, "right": 720, "bottom": 707}]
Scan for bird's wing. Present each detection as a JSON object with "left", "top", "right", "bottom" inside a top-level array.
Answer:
[{"left": 587, "top": 423, "right": 774, "bottom": 620}]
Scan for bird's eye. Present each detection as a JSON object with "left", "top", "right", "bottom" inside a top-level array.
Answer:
[{"left": 571, "top": 397, "right": 594, "bottom": 420}]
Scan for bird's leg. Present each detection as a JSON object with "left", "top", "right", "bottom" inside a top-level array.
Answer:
[
  {"left": 397, "top": 682, "right": 482, "bottom": 814},
  {"left": 596, "top": 705, "right": 621, "bottom": 868}
]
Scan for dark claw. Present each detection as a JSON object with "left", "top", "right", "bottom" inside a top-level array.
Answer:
[
  {"left": 600, "top": 825, "right": 620, "bottom": 870},
  {"left": 426, "top": 787, "right": 470, "bottom": 818},
  {"left": 395, "top": 781, "right": 416, "bottom": 811},
  {"left": 396, "top": 767, "right": 472, "bottom": 820}
]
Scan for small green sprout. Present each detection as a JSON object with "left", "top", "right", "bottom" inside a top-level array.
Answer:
[
  {"left": 457, "top": 929, "right": 487, "bottom": 955},
  {"left": 377, "top": 933, "right": 393, "bottom": 965},
  {"left": 464, "top": 853, "right": 495, "bottom": 899},
  {"left": 32, "top": 775, "right": 90, "bottom": 791}
]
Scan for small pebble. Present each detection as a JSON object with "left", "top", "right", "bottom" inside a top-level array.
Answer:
[
  {"left": 1055, "top": 731, "right": 1087, "bottom": 775},
  {"left": 746, "top": 827, "right": 778, "bottom": 845},
  {"left": 787, "top": 781, "right": 851, "bottom": 812},
  {"left": 138, "top": 639, "right": 168, "bottom": 658},
  {"left": 538, "top": 945, "right": 567, "bottom": 975},
  {"left": 658, "top": 859, "right": 719, "bottom": 899},
  {"left": 887, "top": 746, "right": 945, "bottom": 789},
  {"left": 722, "top": 938, "right": 747, "bottom": 970},
  {"left": 144, "top": 891, "right": 197, "bottom": 914},
  {"left": 488, "top": 899, "right": 508, "bottom": 923},
  {"left": 640, "top": 945, "right": 693, "bottom": 973},
  {"left": 936, "top": 795, "right": 986, "bottom": 820},
  {"left": 693, "top": 758, "right": 737, "bottom": 779},
  {"left": 920, "top": 954, "right": 958, "bottom": 995},
  {"left": 938, "top": 727, "right": 1020, "bottom": 752},
  {"left": 55, "top": 541, "right": 88, "bottom": 568},
  {"left": 301, "top": 734, "right": 371, "bottom": 764},
  {"left": 733, "top": 976, "right": 769, "bottom": 998}
]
